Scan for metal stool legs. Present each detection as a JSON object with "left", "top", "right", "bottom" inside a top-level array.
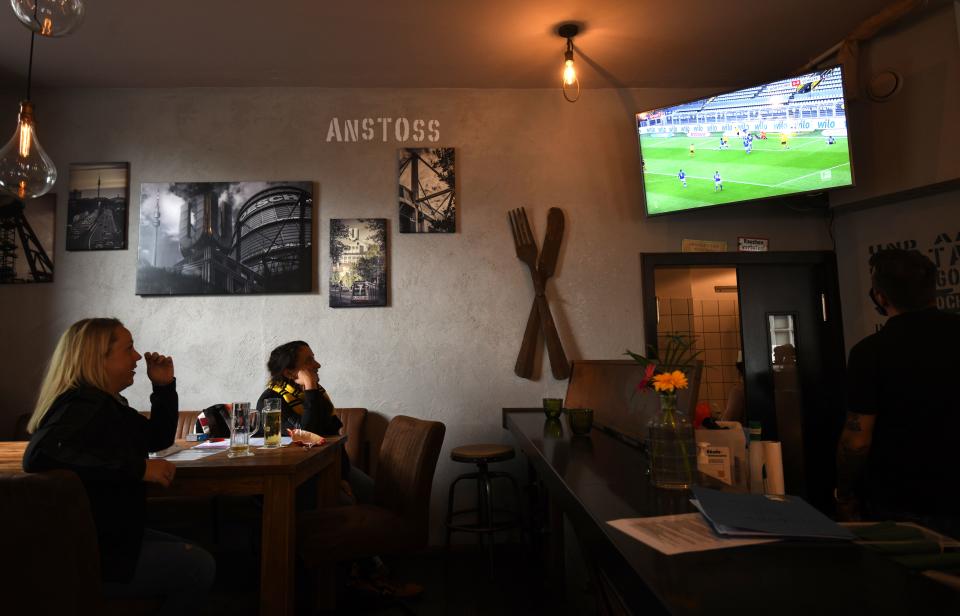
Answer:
[{"left": 445, "top": 461, "right": 522, "bottom": 578}]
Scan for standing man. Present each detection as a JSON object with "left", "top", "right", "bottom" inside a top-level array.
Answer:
[
  {"left": 689, "top": 143, "right": 696, "bottom": 157},
  {"left": 678, "top": 169, "right": 687, "bottom": 188},
  {"left": 713, "top": 170, "right": 722, "bottom": 191},
  {"left": 836, "top": 248, "right": 960, "bottom": 537}
]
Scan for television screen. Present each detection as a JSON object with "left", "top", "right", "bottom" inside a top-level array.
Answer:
[{"left": 637, "top": 65, "right": 853, "bottom": 216}]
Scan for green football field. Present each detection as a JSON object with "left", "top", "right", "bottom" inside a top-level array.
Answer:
[{"left": 639, "top": 132, "right": 852, "bottom": 215}]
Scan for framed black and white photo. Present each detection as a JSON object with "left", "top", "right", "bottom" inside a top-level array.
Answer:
[
  {"left": 136, "top": 181, "right": 313, "bottom": 295},
  {"left": 0, "top": 192, "right": 55, "bottom": 284},
  {"left": 398, "top": 147, "right": 455, "bottom": 233},
  {"left": 329, "top": 218, "right": 388, "bottom": 307},
  {"left": 66, "top": 162, "right": 129, "bottom": 251}
]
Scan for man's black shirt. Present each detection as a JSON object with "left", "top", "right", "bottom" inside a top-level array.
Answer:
[{"left": 847, "top": 308, "right": 960, "bottom": 515}]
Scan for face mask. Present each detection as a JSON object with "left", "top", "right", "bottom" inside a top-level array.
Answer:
[{"left": 869, "top": 288, "right": 888, "bottom": 317}]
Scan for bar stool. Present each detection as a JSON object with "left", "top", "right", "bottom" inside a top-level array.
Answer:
[{"left": 445, "top": 443, "right": 522, "bottom": 576}]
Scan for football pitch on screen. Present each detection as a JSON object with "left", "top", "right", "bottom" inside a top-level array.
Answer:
[{"left": 640, "top": 132, "right": 851, "bottom": 215}]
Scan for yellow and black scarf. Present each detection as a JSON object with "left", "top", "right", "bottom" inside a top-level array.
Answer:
[{"left": 267, "top": 378, "right": 305, "bottom": 415}]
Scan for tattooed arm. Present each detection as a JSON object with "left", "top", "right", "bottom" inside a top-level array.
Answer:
[{"left": 835, "top": 412, "right": 876, "bottom": 520}]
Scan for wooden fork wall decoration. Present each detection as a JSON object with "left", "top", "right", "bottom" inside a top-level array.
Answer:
[{"left": 508, "top": 207, "right": 570, "bottom": 380}]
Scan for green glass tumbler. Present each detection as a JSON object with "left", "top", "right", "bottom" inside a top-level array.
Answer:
[
  {"left": 543, "top": 398, "right": 563, "bottom": 420},
  {"left": 567, "top": 408, "right": 594, "bottom": 435}
]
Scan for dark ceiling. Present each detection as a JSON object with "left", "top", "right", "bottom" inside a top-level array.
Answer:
[{"left": 0, "top": 0, "right": 909, "bottom": 90}]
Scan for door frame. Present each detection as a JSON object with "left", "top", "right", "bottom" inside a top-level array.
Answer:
[
  {"left": 640, "top": 251, "right": 843, "bottom": 358},
  {"left": 640, "top": 250, "right": 846, "bottom": 508}
]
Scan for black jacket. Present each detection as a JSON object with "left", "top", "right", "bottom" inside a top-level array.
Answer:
[{"left": 22, "top": 381, "right": 178, "bottom": 582}]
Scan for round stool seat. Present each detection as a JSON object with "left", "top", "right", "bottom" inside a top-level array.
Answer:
[{"left": 451, "top": 443, "right": 515, "bottom": 464}]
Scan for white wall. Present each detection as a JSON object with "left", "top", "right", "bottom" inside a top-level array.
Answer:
[
  {"left": 0, "top": 86, "right": 835, "bottom": 541},
  {"left": 831, "top": 2, "right": 960, "bottom": 206}
]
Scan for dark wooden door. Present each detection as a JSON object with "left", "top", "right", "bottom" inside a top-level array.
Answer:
[{"left": 737, "top": 259, "right": 846, "bottom": 511}]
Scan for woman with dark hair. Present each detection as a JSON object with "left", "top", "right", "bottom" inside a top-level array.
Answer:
[
  {"left": 23, "top": 318, "right": 215, "bottom": 613},
  {"left": 256, "top": 340, "right": 373, "bottom": 503},
  {"left": 258, "top": 340, "right": 420, "bottom": 597}
]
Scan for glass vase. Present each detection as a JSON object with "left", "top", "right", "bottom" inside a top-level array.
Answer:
[{"left": 647, "top": 391, "right": 697, "bottom": 489}]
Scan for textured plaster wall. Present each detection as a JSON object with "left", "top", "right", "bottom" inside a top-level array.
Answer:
[{"left": 0, "top": 86, "right": 834, "bottom": 542}]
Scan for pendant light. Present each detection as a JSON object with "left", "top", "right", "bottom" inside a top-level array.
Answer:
[
  {"left": 0, "top": 27, "right": 56, "bottom": 199},
  {"left": 0, "top": 1, "right": 80, "bottom": 199},
  {"left": 557, "top": 23, "right": 580, "bottom": 103},
  {"left": 10, "top": 0, "right": 85, "bottom": 37}
]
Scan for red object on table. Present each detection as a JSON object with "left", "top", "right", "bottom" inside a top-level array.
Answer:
[{"left": 694, "top": 401, "right": 712, "bottom": 428}]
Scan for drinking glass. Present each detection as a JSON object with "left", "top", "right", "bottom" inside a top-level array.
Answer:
[
  {"left": 227, "top": 402, "right": 260, "bottom": 458},
  {"left": 567, "top": 408, "right": 594, "bottom": 435},
  {"left": 543, "top": 398, "right": 563, "bottom": 420},
  {"left": 262, "top": 398, "right": 283, "bottom": 449}
]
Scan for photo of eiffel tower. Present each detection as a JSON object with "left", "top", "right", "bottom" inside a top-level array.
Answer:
[{"left": 0, "top": 194, "right": 55, "bottom": 284}]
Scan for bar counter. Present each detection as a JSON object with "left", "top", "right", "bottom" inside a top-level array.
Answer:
[{"left": 503, "top": 409, "right": 957, "bottom": 614}]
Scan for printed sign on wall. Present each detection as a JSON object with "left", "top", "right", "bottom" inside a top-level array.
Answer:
[{"left": 868, "top": 229, "right": 960, "bottom": 314}]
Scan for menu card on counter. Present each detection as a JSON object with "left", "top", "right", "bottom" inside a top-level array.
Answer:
[
  {"left": 607, "top": 513, "right": 779, "bottom": 555},
  {"left": 691, "top": 486, "right": 855, "bottom": 540}
]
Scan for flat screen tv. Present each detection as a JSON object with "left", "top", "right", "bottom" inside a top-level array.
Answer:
[{"left": 637, "top": 65, "right": 854, "bottom": 216}]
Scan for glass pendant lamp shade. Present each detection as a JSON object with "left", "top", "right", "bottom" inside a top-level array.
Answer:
[
  {"left": 10, "top": 0, "right": 85, "bottom": 37},
  {"left": 0, "top": 101, "right": 57, "bottom": 199}
]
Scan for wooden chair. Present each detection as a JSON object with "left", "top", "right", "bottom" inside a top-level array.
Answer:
[
  {"left": 334, "top": 407, "right": 369, "bottom": 472},
  {"left": 297, "top": 415, "right": 445, "bottom": 564},
  {"left": 0, "top": 469, "right": 159, "bottom": 615},
  {"left": 13, "top": 412, "right": 30, "bottom": 440},
  {"left": 137, "top": 410, "right": 202, "bottom": 440}
]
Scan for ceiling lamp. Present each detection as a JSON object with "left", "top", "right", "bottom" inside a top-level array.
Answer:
[
  {"left": 0, "top": 4, "right": 64, "bottom": 199},
  {"left": 10, "top": 0, "right": 85, "bottom": 37},
  {"left": 558, "top": 23, "right": 580, "bottom": 103}
]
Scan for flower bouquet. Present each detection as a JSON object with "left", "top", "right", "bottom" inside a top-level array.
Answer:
[{"left": 626, "top": 335, "right": 700, "bottom": 489}]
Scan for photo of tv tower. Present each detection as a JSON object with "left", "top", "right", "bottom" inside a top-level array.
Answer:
[{"left": 66, "top": 162, "right": 129, "bottom": 251}]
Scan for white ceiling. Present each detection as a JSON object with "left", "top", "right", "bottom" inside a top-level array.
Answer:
[{"left": 0, "top": 0, "right": 909, "bottom": 91}]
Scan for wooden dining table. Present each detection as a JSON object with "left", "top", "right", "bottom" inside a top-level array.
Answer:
[{"left": 0, "top": 437, "right": 344, "bottom": 616}]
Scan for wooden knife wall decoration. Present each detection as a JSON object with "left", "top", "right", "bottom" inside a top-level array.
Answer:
[{"left": 507, "top": 207, "right": 570, "bottom": 380}]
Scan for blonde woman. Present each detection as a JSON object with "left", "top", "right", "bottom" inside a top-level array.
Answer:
[{"left": 23, "top": 318, "right": 214, "bottom": 613}]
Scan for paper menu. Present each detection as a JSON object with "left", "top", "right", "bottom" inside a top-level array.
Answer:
[{"left": 607, "top": 513, "right": 778, "bottom": 555}]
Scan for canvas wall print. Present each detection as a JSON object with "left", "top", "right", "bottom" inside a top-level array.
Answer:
[
  {"left": 136, "top": 181, "right": 313, "bottom": 295},
  {"left": 66, "top": 162, "right": 129, "bottom": 251},
  {"left": 329, "top": 218, "right": 387, "bottom": 307},
  {"left": 398, "top": 147, "right": 455, "bottom": 233},
  {"left": 0, "top": 193, "right": 55, "bottom": 284}
]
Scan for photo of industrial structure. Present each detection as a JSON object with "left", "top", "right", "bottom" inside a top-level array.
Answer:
[{"left": 136, "top": 181, "right": 313, "bottom": 295}]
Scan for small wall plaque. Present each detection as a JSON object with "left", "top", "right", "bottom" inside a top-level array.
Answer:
[
  {"left": 681, "top": 239, "right": 728, "bottom": 253},
  {"left": 737, "top": 237, "right": 769, "bottom": 252}
]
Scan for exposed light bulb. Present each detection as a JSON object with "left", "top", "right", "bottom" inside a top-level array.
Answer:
[
  {"left": 10, "top": 0, "right": 85, "bottom": 37},
  {"left": 0, "top": 101, "right": 57, "bottom": 199},
  {"left": 561, "top": 46, "right": 580, "bottom": 103},
  {"left": 563, "top": 59, "right": 577, "bottom": 86}
]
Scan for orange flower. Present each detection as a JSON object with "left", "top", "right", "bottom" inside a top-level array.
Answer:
[
  {"left": 652, "top": 373, "right": 675, "bottom": 392},
  {"left": 652, "top": 370, "right": 689, "bottom": 392},
  {"left": 669, "top": 370, "right": 689, "bottom": 390}
]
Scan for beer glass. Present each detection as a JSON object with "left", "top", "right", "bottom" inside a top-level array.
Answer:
[
  {"left": 262, "top": 398, "right": 283, "bottom": 449},
  {"left": 227, "top": 402, "right": 259, "bottom": 458}
]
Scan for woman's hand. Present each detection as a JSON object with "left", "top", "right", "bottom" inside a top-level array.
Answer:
[
  {"left": 144, "top": 352, "right": 175, "bottom": 386},
  {"left": 294, "top": 368, "right": 319, "bottom": 390},
  {"left": 143, "top": 459, "right": 176, "bottom": 487}
]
